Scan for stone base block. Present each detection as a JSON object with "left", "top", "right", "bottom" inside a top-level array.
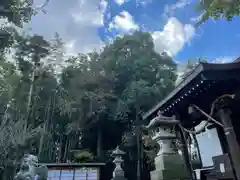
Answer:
[
  {"left": 154, "top": 153, "right": 185, "bottom": 170},
  {"left": 150, "top": 169, "right": 190, "bottom": 180},
  {"left": 111, "top": 178, "right": 126, "bottom": 180},
  {"left": 112, "top": 170, "right": 126, "bottom": 180},
  {"left": 151, "top": 154, "right": 190, "bottom": 180}
]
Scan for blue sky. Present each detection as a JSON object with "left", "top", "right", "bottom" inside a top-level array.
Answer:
[
  {"left": 27, "top": 0, "right": 240, "bottom": 64},
  {"left": 25, "top": 0, "right": 238, "bottom": 166}
]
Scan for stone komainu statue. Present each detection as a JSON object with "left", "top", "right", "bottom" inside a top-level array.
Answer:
[{"left": 13, "top": 154, "right": 48, "bottom": 180}]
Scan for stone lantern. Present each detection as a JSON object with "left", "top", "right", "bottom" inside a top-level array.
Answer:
[
  {"left": 111, "top": 146, "right": 126, "bottom": 180},
  {"left": 146, "top": 113, "right": 190, "bottom": 180}
]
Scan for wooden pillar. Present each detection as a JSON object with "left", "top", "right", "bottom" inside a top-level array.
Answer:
[
  {"left": 215, "top": 125, "right": 228, "bottom": 154},
  {"left": 178, "top": 126, "right": 196, "bottom": 180},
  {"left": 218, "top": 109, "right": 240, "bottom": 180}
]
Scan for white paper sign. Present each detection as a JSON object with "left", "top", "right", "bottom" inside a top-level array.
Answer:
[
  {"left": 195, "top": 169, "right": 200, "bottom": 180},
  {"left": 220, "top": 163, "right": 225, "bottom": 173}
]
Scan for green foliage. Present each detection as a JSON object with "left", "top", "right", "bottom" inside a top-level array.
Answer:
[
  {"left": 0, "top": 0, "right": 35, "bottom": 49},
  {"left": 196, "top": 0, "right": 240, "bottom": 25},
  {"left": 0, "top": 0, "right": 34, "bottom": 27},
  {"left": 0, "top": 33, "right": 60, "bottom": 171},
  {"left": 100, "top": 32, "right": 177, "bottom": 122},
  {"left": 0, "top": 58, "right": 20, "bottom": 107},
  {"left": 0, "top": 28, "right": 178, "bottom": 180},
  {"left": 73, "top": 150, "right": 94, "bottom": 163},
  {"left": 59, "top": 32, "right": 177, "bottom": 153}
]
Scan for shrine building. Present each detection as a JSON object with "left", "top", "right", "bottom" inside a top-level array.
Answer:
[{"left": 143, "top": 58, "right": 240, "bottom": 180}]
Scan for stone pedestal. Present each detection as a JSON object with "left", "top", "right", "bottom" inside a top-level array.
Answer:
[
  {"left": 146, "top": 113, "right": 190, "bottom": 180},
  {"left": 151, "top": 154, "right": 189, "bottom": 180}
]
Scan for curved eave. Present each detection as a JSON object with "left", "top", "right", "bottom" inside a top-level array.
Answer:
[{"left": 143, "top": 61, "right": 240, "bottom": 121}]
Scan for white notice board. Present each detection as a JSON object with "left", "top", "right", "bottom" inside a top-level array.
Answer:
[
  {"left": 47, "top": 167, "right": 99, "bottom": 180},
  {"left": 48, "top": 170, "right": 61, "bottom": 180},
  {"left": 61, "top": 169, "right": 74, "bottom": 180}
]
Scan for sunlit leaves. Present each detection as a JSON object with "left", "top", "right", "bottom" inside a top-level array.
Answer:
[{"left": 196, "top": 0, "right": 240, "bottom": 25}]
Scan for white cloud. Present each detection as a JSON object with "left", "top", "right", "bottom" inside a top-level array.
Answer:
[
  {"left": 64, "top": 40, "right": 78, "bottom": 57},
  {"left": 71, "top": 0, "right": 107, "bottom": 27},
  {"left": 109, "top": 11, "right": 139, "bottom": 33},
  {"left": 136, "top": 0, "right": 152, "bottom": 6},
  {"left": 27, "top": 0, "right": 107, "bottom": 55},
  {"left": 115, "top": 0, "right": 128, "bottom": 6},
  {"left": 163, "top": 0, "right": 191, "bottom": 17},
  {"left": 67, "top": 0, "right": 107, "bottom": 53},
  {"left": 152, "top": 17, "right": 195, "bottom": 56}
]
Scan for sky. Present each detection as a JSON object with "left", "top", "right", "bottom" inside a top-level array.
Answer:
[
  {"left": 8, "top": 0, "right": 239, "bottom": 167},
  {"left": 26, "top": 0, "right": 240, "bottom": 64}
]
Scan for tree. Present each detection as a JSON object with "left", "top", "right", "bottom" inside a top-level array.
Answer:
[
  {"left": 0, "top": 34, "right": 67, "bottom": 179},
  {"left": 196, "top": 0, "right": 240, "bottom": 25},
  {"left": 59, "top": 51, "right": 118, "bottom": 159},
  {"left": 1, "top": 0, "right": 32, "bottom": 27},
  {"left": 11, "top": 34, "right": 61, "bottom": 163},
  {"left": 100, "top": 32, "right": 177, "bottom": 123},
  {"left": 0, "top": 56, "right": 45, "bottom": 178},
  {"left": 45, "top": 32, "right": 66, "bottom": 76},
  {"left": 14, "top": 34, "right": 51, "bottom": 130},
  {"left": 1, "top": 0, "right": 51, "bottom": 27},
  {"left": 99, "top": 32, "right": 177, "bottom": 180},
  {"left": 59, "top": 32, "right": 177, "bottom": 165},
  {"left": 0, "top": 0, "right": 50, "bottom": 49}
]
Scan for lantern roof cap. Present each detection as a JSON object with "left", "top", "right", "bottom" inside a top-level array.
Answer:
[
  {"left": 146, "top": 114, "right": 179, "bottom": 129},
  {"left": 112, "top": 146, "right": 125, "bottom": 156}
]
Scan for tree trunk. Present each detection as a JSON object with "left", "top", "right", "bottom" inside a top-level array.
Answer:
[
  {"left": 97, "top": 127, "right": 102, "bottom": 158},
  {"left": 59, "top": 135, "right": 67, "bottom": 163},
  {"left": 63, "top": 137, "right": 69, "bottom": 162},
  {"left": 24, "top": 68, "right": 35, "bottom": 133},
  {"left": 58, "top": 135, "right": 63, "bottom": 163},
  {"left": 38, "top": 97, "right": 51, "bottom": 158}
]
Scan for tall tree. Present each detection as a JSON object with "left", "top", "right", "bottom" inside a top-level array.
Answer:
[
  {"left": 100, "top": 32, "right": 177, "bottom": 123},
  {"left": 11, "top": 34, "right": 62, "bottom": 163},
  {"left": 99, "top": 32, "right": 177, "bottom": 180},
  {"left": 14, "top": 35, "right": 50, "bottom": 131},
  {"left": 59, "top": 51, "right": 117, "bottom": 159},
  {"left": 0, "top": 55, "right": 42, "bottom": 177},
  {"left": 45, "top": 32, "right": 66, "bottom": 76}
]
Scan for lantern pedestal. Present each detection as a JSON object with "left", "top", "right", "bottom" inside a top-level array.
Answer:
[{"left": 151, "top": 154, "right": 189, "bottom": 180}]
